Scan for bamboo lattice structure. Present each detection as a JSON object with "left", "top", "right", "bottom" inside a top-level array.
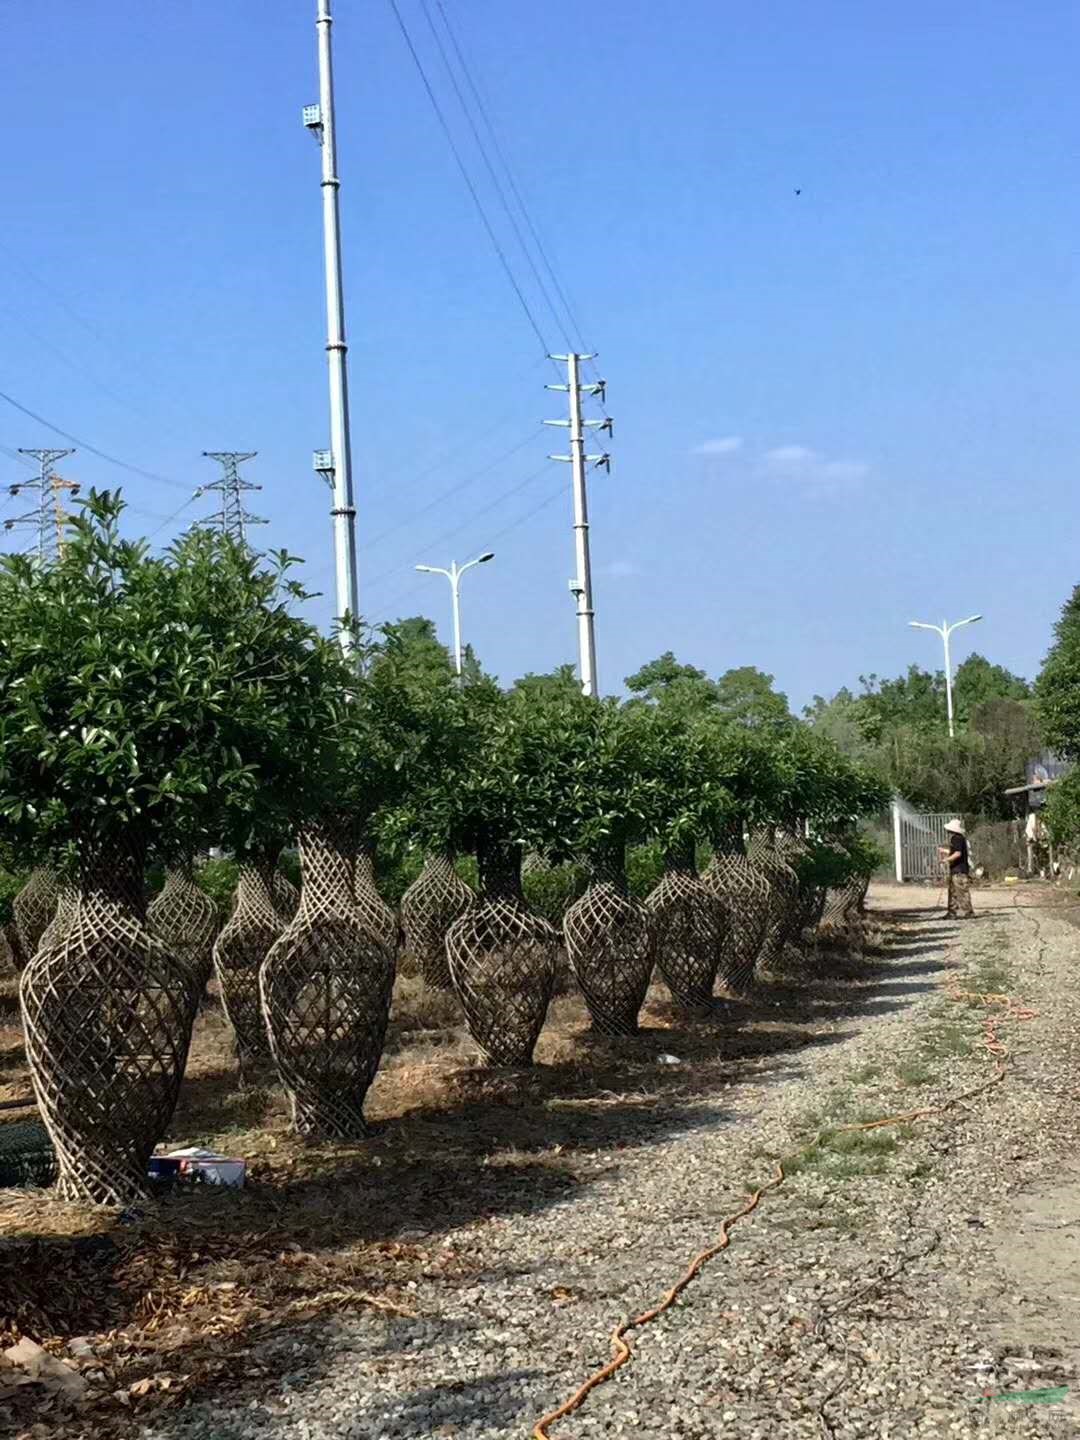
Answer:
[
  {"left": 148, "top": 861, "right": 219, "bottom": 997},
  {"left": 446, "top": 844, "right": 557, "bottom": 1066},
  {"left": 354, "top": 848, "right": 399, "bottom": 950},
  {"left": 401, "top": 852, "right": 472, "bottom": 990},
  {"left": 748, "top": 829, "right": 800, "bottom": 972},
  {"left": 273, "top": 869, "right": 300, "bottom": 922},
  {"left": 563, "top": 850, "right": 655, "bottom": 1035},
  {"left": 12, "top": 867, "right": 59, "bottom": 964},
  {"left": 702, "top": 841, "right": 772, "bottom": 992},
  {"left": 261, "top": 819, "right": 394, "bottom": 1140},
  {"left": 0, "top": 924, "right": 16, "bottom": 976},
  {"left": 19, "top": 839, "right": 196, "bottom": 1205},
  {"left": 213, "top": 856, "right": 284, "bottom": 1078},
  {"left": 646, "top": 849, "right": 727, "bottom": 1014},
  {"left": 37, "top": 884, "right": 77, "bottom": 956}
]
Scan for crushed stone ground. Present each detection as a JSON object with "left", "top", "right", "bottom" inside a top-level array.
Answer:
[{"left": 139, "top": 885, "right": 1080, "bottom": 1440}]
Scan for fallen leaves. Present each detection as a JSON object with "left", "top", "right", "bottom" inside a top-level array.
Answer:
[{"left": 1, "top": 1336, "right": 87, "bottom": 1404}]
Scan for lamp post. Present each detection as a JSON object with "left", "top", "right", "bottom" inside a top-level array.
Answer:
[
  {"left": 415, "top": 552, "right": 495, "bottom": 677},
  {"left": 908, "top": 614, "right": 983, "bottom": 738}
]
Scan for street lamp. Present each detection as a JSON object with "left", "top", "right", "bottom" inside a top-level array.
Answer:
[
  {"left": 908, "top": 614, "right": 983, "bottom": 739},
  {"left": 415, "top": 552, "right": 495, "bottom": 677}
]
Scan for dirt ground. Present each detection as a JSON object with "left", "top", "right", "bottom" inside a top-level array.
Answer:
[{"left": 3, "top": 883, "right": 1080, "bottom": 1437}]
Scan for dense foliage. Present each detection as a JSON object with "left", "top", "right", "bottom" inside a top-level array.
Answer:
[
  {"left": 0, "top": 496, "right": 347, "bottom": 866},
  {"left": 804, "top": 653, "right": 1038, "bottom": 820}
]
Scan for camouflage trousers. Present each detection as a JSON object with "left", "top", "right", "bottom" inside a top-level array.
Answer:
[{"left": 947, "top": 873, "right": 974, "bottom": 918}]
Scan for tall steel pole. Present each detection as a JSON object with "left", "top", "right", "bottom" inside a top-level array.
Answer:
[
  {"left": 545, "top": 356, "right": 611, "bottom": 699},
  {"left": 942, "top": 621, "right": 955, "bottom": 740},
  {"left": 313, "top": 0, "right": 359, "bottom": 638},
  {"left": 566, "top": 354, "right": 597, "bottom": 698}
]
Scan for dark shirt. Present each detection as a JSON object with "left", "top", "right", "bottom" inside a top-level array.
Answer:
[{"left": 948, "top": 832, "right": 969, "bottom": 876}]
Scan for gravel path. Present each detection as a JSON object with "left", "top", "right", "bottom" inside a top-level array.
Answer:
[{"left": 142, "top": 886, "right": 1080, "bottom": 1440}]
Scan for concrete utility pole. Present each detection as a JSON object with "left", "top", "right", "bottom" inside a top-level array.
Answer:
[
  {"left": 4, "top": 448, "right": 77, "bottom": 565},
  {"left": 545, "top": 355, "right": 611, "bottom": 698},
  {"left": 200, "top": 452, "right": 266, "bottom": 547},
  {"left": 908, "top": 614, "right": 983, "bottom": 739},
  {"left": 415, "top": 552, "right": 496, "bottom": 678},
  {"left": 303, "top": 0, "right": 360, "bottom": 646}
]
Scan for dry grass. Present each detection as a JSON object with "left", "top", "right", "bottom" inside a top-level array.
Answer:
[{"left": 0, "top": 919, "right": 896, "bottom": 1435}]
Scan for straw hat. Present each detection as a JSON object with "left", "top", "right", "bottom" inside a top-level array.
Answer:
[{"left": 944, "top": 818, "right": 965, "bottom": 835}]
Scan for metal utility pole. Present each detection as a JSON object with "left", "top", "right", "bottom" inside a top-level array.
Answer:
[
  {"left": 545, "top": 355, "right": 611, "bottom": 697},
  {"left": 200, "top": 452, "right": 266, "bottom": 546},
  {"left": 415, "top": 552, "right": 496, "bottom": 678},
  {"left": 303, "top": 0, "right": 360, "bottom": 645},
  {"left": 4, "top": 449, "right": 77, "bottom": 565},
  {"left": 908, "top": 614, "right": 983, "bottom": 739}
]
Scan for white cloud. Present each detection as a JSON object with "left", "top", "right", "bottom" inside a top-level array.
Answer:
[
  {"left": 693, "top": 436, "right": 743, "bottom": 456},
  {"left": 763, "top": 444, "right": 870, "bottom": 490},
  {"left": 600, "top": 559, "right": 640, "bottom": 579}
]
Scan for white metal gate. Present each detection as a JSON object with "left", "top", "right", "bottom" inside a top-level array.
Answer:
[{"left": 891, "top": 801, "right": 952, "bottom": 882}]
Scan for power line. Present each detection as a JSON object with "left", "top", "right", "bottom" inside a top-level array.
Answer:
[
  {"left": 372, "top": 476, "right": 566, "bottom": 621},
  {"left": 146, "top": 490, "right": 204, "bottom": 544},
  {"left": 364, "top": 457, "right": 557, "bottom": 593},
  {"left": 0, "top": 388, "right": 191, "bottom": 493},
  {"left": 417, "top": 0, "right": 574, "bottom": 354},
  {"left": 384, "top": 0, "right": 553, "bottom": 356},
  {"left": 361, "top": 425, "right": 544, "bottom": 551},
  {"left": 372, "top": 354, "right": 547, "bottom": 489},
  {"left": 431, "top": 0, "right": 592, "bottom": 356}
]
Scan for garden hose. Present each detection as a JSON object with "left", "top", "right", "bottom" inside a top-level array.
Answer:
[{"left": 533, "top": 946, "right": 1036, "bottom": 1439}]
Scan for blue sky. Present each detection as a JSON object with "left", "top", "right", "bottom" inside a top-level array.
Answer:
[{"left": 1, "top": 0, "right": 1077, "bottom": 709}]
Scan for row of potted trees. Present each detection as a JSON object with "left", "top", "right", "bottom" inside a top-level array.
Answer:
[{"left": 0, "top": 494, "right": 886, "bottom": 1205}]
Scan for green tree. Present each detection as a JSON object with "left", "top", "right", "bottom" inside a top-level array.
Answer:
[
  {"left": 511, "top": 664, "right": 581, "bottom": 704},
  {"left": 376, "top": 616, "right": 455, "bottom": 687},
  {"left": 624, "top": 651, "right": 720, "bottom": 717},
  {"left": 953, "top": 654, "right": 1030, "bottom": 726},
  {"left": 714, "top": 665, "right": 793, "bottom": 731},
  {"left": 856, "top": 665, "right": 946, "bottom": 740},
  {"left": 1036, "top": 585, "right": 1080, "bottom": 761},
  {"left": 0, "top": 493, "right": 348, "bottom": 1204},
  {"left": 802, "top": 687, "right": 875, "bottom": 761}
]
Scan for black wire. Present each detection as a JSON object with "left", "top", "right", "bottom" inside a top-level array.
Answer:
[
  {"left": 0, "top": 444, "right": 38, "bottom": 471},
  {"left": 363, "top": 458, "right": 557, "bottom": 592},
  {"left": 433, "top": 0, "right": 593, "bottom": 358},
  {"left": 362, "top": 425, "right": 544, "bottom": 551},
  {"left": 384, "top": 0, "right": 552, "bottom": 357},
  {"left": 418, "top": 0, "right": 575, "bottom": 354},
  {"left": 371, "top": 475, "right": 566, "bottom": 621},
  {"left": 0, "top": 388, "right": 192, "bottom": 493}
]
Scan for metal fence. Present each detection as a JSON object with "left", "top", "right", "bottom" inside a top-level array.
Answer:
[{"left": 891, "top": 803, "right": 952, "bottom": 882}]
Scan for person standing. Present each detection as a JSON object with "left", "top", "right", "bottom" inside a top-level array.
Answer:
[{"left": 940, "top": 818, "right": 974, "bottom": 918}]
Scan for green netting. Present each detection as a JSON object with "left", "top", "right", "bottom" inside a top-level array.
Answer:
[{"left": 0, "top": 1120, "right": 56, "bottom": 1188}]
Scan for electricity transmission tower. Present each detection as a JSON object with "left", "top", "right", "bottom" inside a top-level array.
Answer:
[
  {"left": 4, "top": 448, "right": 78, "bottom": 565},
  {"left": 545, "top": 355, "right": 612, "bottom": 697},
  {"left": 200, "top": 452, "right": 266, "bottom": 546}
]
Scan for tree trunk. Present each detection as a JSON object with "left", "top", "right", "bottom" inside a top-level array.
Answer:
[
  {"left": 445, "top": 842, "right": 557, "bottom": 1066},
  {"left": 703, "top": 825, "right": 772, "bottom": 992},
  {"left": 12, "top": 867, "right": 60, "bottom": 963},
  {"left": 646, "top": 842, "right": 727, "bottom": 1015},
  {"left": 212, "top": 853, "right": 282, "bottom": 1080},
  {"left": 19, "top": 837, "right": 195, "bottom": 1206},
  {"left": 401, "top": 852, "right": 472, "bottom": 991},
  {"left": 148, "top": 860, "right": 219, "bottom": 998},
  {"left": 261, "top": 817, "right": 394, "bottom": 1140},
  {"left": 563, "top": 846, "right": 654, "bottom": 1035}
]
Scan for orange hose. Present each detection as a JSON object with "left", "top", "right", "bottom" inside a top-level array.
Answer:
[{"left": 533, "top": 964, "right": 1037, "bottom": 1439}]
